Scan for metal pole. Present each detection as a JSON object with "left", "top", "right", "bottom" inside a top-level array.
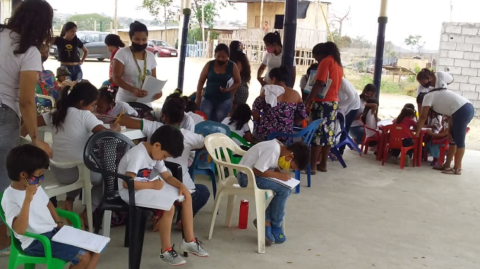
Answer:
[
  {"left": 373, "top": 0, "right": 388, "bottom": 100},
  {"left": 281, "top": 0, "right": 297, "bottom": 88},
  {"left": 260, "top": 0, "right": 264, "bottom": 30},
  {"left": 177, "top": 8, "right": 191, "bottom": 91},
  {"left": 114, "top": 0, "right": 118, "bottom": 34}
]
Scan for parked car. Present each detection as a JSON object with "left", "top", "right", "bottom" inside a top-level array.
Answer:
[
  {"left": 49, "top": 31, "right": 111, "bottom": 62},
  {"left": 146, "top": 40, "right": 178, "bottom": 57}
]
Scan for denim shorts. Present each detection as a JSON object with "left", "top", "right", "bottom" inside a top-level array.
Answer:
[{"left": 24, "top": 228, "right": 86, "bottom": 265}]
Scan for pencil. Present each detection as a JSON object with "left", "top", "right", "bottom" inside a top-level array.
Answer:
[{"left": 114, "top": 109, "right": 126, "bottom": 124}]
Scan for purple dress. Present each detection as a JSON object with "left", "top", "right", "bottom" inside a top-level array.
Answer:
[{"left": 253, "top": 97, "right": 307, "bottom": 144}]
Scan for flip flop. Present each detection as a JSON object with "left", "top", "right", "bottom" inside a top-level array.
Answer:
[
  {"left": 433, "top": 165, "right": 449, "bottom": 171},
  {"left": 442, "top": 168, "right": 462, "bottom": 175}
]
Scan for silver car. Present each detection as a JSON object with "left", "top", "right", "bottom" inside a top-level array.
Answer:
[{"left": 49, "top": 31, "right": 111, "bottom": 62}]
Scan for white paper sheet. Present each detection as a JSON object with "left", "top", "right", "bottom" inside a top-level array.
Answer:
[
  {"left": 52, "top": 226, "right": 110, "bottom": 253},
  {"left": 138, "top": 76, "right": 167, "bottom": 103},
  {"left": 265, "top": 177, "right": 300, "bottom": 190},
  {"left": 134, "top": 181, "right": 191, "bottom": 210}
]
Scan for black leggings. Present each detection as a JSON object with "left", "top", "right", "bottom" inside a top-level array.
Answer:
[{"left": 391, "top": 138, "right": 414, "bottom": 158}]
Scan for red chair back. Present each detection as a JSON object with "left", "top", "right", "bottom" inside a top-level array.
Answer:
[
  {"left": 195, "top": 111, "right": 208, "bottom": 120},
  {"left": 384, "top": 124, "right": 415, "bottom": 149}
]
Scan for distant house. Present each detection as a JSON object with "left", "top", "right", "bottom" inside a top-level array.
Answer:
[{"left": 118, "top": 26, "right": 179, "bottom": 47}]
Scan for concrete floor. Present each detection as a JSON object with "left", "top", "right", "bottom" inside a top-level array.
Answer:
[{"left": 2, "top": 149, "right": 479, "bottom": 269}]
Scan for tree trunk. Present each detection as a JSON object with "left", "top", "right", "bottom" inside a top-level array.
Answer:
[
  {"left": 201, "top": 3, "right": 205, "bottom": 57},
  {"left": 164, "top": 5, "right": 167, "bottom": 30}
]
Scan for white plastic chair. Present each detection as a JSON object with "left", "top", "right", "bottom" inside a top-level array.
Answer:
[
  {"left": 20, "top": 137, "right": 94, "bottom": 232},
  {"left": 204, "top": 133, "right": 282, "bottom": 254}
]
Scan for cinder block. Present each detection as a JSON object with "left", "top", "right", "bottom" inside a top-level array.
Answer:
[
  {"left": 441, "top": 34, "right": 449, "bottom": 42},
  {"left": 440, "top": 42, "right": 457, "bottom": 50},
  {"left": 469, "top": 76, "right": 480, "bottom": 84},
  {"left": 453, "top": 75, "right": 469, "bottom": 83},
  {"left": 440, "top": 57, "right": 455, "bottom": 66},
  {"left": 460, "top": 83, "right": 476, "bottom": 92},
  {"left": 464, "top": 52, "right": 480, "bottom": 60},
  {"left": 465, "top": 36, "right": 480, "bottom": 44},
  {"left": 463, "top": 91, "right": 479, "bottom": 100},
  {"left": 454, "top": 59, "right": 470, "bottom": 67},
  {"left": 470, "top": 61, "right": 480, "bottom": 68},
  {"left": 473, "top": 45, "right": 480, "bottom": 52},
  {"left": 447, "top": 66, "right": 463, "bottom": 75},
  {"left": 456, "top": 43, "right": 473, "bottom": 52},
  {"left": 446, "top": 25, "right": 462, "bottom": 34},
  {"left": 449, "top": 82, "right": 460, "bottom": 90},
  {"left": 462, "top": 68, "right": 478, "bottom": 76},
  {"left": 448, "top": 51, "right": 464, "bottom": 59},
  {"left": 462, "top": 27, "right": 479, "bottom": 36},
  {"left": 474, "top": 100, "right": 480, "bottom": 109},
  {"left": 440, "top": 50, "right": 448, "bottom": 57},
  {"left": 448, "top": 35, "right": 465, "bottom": 43}
]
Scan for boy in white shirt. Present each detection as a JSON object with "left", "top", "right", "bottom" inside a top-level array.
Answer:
[
  {"left": 1, "top": 145, "right": 101, "bottom": 268},
  {"left": 237, "top": 140, "right": 309, "bottom": 245}
]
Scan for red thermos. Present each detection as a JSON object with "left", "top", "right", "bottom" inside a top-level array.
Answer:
[{"left": 238, "top": 200, "right": 249, "bottom": 229}]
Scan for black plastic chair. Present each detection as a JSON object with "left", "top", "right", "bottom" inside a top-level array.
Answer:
[
  {"left": 127, "top": 102, "right": 154, "bottom": 118},
  {"left": 83, "top": 131, "right": 182, "bottom": 269}
]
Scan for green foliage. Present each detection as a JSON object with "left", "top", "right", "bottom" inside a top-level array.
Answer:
[
  {"left": 67, "top": 13, "right": 114, "bottom": 31},
  {"left": 195, "top": 3, "right": 217, "bottom": 29},
  {"left": 350, "top": 74, "right": 417, "bottom": 97},
  {"left": 142, "top": 0, "right": 178, "bottom": 28},
  {"left": 414, "top": 64, "right": 421, "bottom": 74},
  {"left": 404, "top": 34, "right": 425, "bottom": 53},
  {"left": 332, "top": 30, "right": 351, "bottom": 48}
]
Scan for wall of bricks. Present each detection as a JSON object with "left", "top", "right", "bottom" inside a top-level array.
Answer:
[{"left": 438, "top": 22, "right": 480, "bottom": 117}]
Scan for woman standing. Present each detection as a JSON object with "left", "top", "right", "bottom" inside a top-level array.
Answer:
[
  {"left": 305, "top": 42, "right": 344, "bottom": 173},
  {"left": 257, "top": 32, "right": 296, "bottom": 87},
  {"left": 416, "top": 69, "right": 474, "bottom": 175},
  {"left": 54, "top": 22, "right": 88, "bottom": 81},
  {"left": 104, "top": 34, "right": 125, "bottom": 89},
  {"left": 196, "top": 44, "right": 241, "bottom": 122},
  {"left": 229, "top": 41, "right": 251, "bottom": 106},
  {"left": 0, "top": 0, "right": 54, "bottom": 253},
  {"left": 113, "top": 21, "right": 162, "bottom": 104}
]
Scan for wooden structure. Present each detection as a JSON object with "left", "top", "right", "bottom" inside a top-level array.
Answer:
[{"left": 118, "top": 26, "right": 179, "bottom": 47}]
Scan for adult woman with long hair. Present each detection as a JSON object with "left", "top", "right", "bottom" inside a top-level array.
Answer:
[
  {"left": 416, "top": 69, "right": 474, "bottom": 175},
  {"left": 113, "top": 21, "right": 162, "bottom": 104},
  {"left": 305, "top": 42, "right": 344, "bottom": 173},
  {"left": 53, "top": 22, "right": 88, "bottom": 81},
  {"left": 104, "top": 34, "right": 125, "bottom": 89},
  {"left": 0, "top": 0, "right": 54, "bottom": 254},
  {"left": 196, "top": 44, "right": 241, "bottom": 122},
  {"left": 229, "top": 41, "right": 251, "bottom": 105},
  {"left": 257, "top": 31, "right": 296, "bottom": 87}
]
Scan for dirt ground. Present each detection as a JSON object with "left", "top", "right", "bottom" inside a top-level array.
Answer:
[{"left": 43, "top": 56, "right": 480, "bottom": 151}]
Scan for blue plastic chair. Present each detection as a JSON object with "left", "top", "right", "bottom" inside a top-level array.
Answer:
[
  {"left": 190, "top": 121, "right": 231, "bottom": 198},
  {"left": 267, "top": 119, "right": 323, "bottom": 194},
  {"left": 329, "top": 113, "right": 362, "bottom": 168}
]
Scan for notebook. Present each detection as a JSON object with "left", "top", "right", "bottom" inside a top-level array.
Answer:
[
  {"left": 138, "top": 75, "right": 167, "bottom": 103},
  {"left": 265, "top": 177, "right": 300, "bottom": 190},
  {"left": 133, "top": 180, "right": 192, "bottom": 210},
  {"left": 51, "top": 226, "right": 110, "bottom": 253}
]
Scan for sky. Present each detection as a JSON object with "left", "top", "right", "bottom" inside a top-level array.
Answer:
[{"left": 46, "top": 0, "right": 480, "bottom": 50}]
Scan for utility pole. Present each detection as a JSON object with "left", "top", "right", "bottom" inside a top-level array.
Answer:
[
  {"left": 114, "top": 0, "right": 118, "bottom": 33},
  {"left": 281, "top": 0, "right": 297, "bottom": 88},
  {"left": 373, "top": 0, "right": 388, "bottom": 100}
]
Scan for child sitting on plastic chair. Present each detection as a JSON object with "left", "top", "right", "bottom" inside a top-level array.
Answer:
[
  {"left": 386, "top": 107, "right": 417, "bottom": 165},
  {"left": 221, "top": 103, "right": 254, "bottom": 148},
  {"left": 236, "top": 140, "right": 310, "bottom": 245},
  {"left": 1, "top": 145, "right": 101, "bottom": 269}
]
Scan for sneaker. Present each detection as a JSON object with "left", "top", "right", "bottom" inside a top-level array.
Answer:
[
  {"left": 253, "top": 219, "right": 275, "bottom": 246},
  {"left": 405, "top": 155, "right": 412, "bottom": 167},
  {"left": 160, "top": 245, "right": 186, "bottom": 266},
  {"left": 271, "top": 226, "right": 287, "bottom": 244},
  {"left": 180, "top": 238, "right": 209, "bottom": 257}
]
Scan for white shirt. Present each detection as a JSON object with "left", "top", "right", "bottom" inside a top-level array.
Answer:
[
  {"left": 422, "top": 90, "right": 469, "bottom": 116},
  {"left": 166, "top": 129, "right": 204, "bottom": 190},
  {"left": 0, "top": 30, "right": 42, "bottom": 116},
  {"left": 108, "top": 101, "right": 138, "bottom": 117},
  {"left": 262, "top": 52, "right": 295, "bottom": 83},
  {"left": 417, "top": 71, "right": 453, "bottom": 95},
  {"left": 350, "top": 102, "right": 365, "bottom": 128},
  {"left": 338, "top": 78, "right": 361, "bottom": 115},
  {"left": 181, "top": 113, "right": 195, "bottom": 132},
  {"left": 43, "top": 108, "right": 103, "bottom": 166},
  {"left": 114, "top": 47, "right": 157, "bottom": 103},
  {"left": 365, "top": 110, "right": 378, "bottom": 138},
  {"left": 1, "top": 186, "right": 56, "bottom": 249},
  {"left": 187, "top": 111, "right": 205, "bottom": 125},
  {"left": 117, "top": 143, "right": 168, "bottom": 202},
  {"left": 239, "top": 140, "right": 280, "bottom": 172},
  {"left": 221, "top": 117, "right": 250, "bottom": 145}
]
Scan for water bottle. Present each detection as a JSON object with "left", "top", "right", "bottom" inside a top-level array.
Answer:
[{"left": 238, "top": 200, "right": 249, "bottom": 229}]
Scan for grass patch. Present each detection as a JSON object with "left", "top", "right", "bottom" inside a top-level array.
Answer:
[{"left": 345, "top": 70, "right": 417, "bottom": 97}]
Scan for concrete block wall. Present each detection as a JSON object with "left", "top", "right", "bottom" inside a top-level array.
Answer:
[{"left": 438, "top": 22, "right": 480, "bottom": 117}]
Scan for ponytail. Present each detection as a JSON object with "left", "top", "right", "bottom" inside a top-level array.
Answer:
[{"left": 263, "top": 31, "right": 282, "bottom": 47}]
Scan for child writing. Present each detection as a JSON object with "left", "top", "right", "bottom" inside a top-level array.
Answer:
[
  {"left": 117, "top": 125, "right": 209, "bottom": 266},
  {"left": 221, "top": 103, "right": 253, "bottom": 145},
  {"left": 361, "top": 98, "right": 380, "bottom": 148},
  {"left": 21, "top": 82, "right": 120, "bottom": 227},
  {"left": 237, "top": 140, "right": 309, "bottom": 245},
  {"left": 403, "top": 103, "right": 418, "bottom": 120},
  {"left": 387, "top": 107, "right": 417, "bottom": 165},
  {"left": 2, "top": 145, "right": 101, "bottom": 268},
  {"left": 95, "top": 86, "right": 138, "bottom": 117}
]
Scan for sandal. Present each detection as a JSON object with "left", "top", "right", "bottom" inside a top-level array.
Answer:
[
  {"left": 433, "top": 165, "right": 450, "bottom": 171},
  {"left": 442, "top": 168, "right": 462, "bottom": 175}
]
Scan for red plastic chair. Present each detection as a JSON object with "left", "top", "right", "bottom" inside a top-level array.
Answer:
[
  {"left": 433, "top": 127, "right": 470, "bottom": 165},
  {"left": 381, "top": 124, "right": 418, "bottom": 169},
  {"left": 195, "top": 110, "right": 208, "bottom": 120},
  {"left": 360, "top": 119, "right": 381, "bottom": 155}
]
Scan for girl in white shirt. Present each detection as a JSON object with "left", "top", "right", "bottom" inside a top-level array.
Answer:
[
  {"left": 95, "top": 86, "right": 138, "bottom": 117},
  {"left": 257, "top": 32, "right": 296, "bottom": 86},
  {"left": 22, "top": 82, "right": 120, "bottom": 226},
  {"left": 361, "top": 99, "right": 380, "bottom": 150},
  {"left": 221, "top": 103, "right": 253, "bottom": 146}
]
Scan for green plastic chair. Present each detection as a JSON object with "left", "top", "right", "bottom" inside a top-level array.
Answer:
[
  {"left": 229, "top": 132, "right": 252, "bottom": 166},
  {"left": 0, "top": 192, "right": 82, "bottom": 269}
]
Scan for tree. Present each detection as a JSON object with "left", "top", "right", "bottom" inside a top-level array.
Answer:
[
  {"left": 384, "top": 41, "right": 396, "bottom": 58},
  {"left": 195, "top": 2, "right": 217, "bottom": 29},
  {"left": 330, "top": 6, "right": 350, "bottom": 36},
  {"left": 332, "top": 30, "right": 351, "bottom": 49},
  {"left": 404, "top": 35, "right": 425, "bottom": 54},
  {"left": 141, "top": 0, "right": 179, "bottom": 29},
  {"left": 190, "top": 0, "right": 228, "bottom": 25},
  {"left": 67, "top": 13, "right": 113, "bottom": 31}
]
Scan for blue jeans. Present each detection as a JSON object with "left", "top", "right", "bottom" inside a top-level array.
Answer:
[
  {"left": 200, "top": 97, "right": 231, "bottom": 122},
  {"left": 349, "top": 126, "right": 364, "bottom": 144},
  {"left": 63, "top": 65, "right": 83, "bottom": 81},
  {"left": 237, "top": 172, "right": 292, "bottom": 227},
  {"left": 24, "top": 228, "right": 86, "bottom": 265},
  {"left": 451, "top": 103, "right": 474, "bottom": 148},
  {"left": 191, "top": 184, "right": 210, "bottom": 216}
]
